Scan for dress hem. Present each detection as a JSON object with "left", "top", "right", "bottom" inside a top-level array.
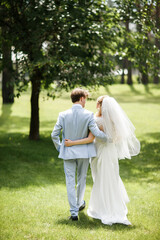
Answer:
[{"left": 87, "top": 209, "right": 132, "bottom": 226}]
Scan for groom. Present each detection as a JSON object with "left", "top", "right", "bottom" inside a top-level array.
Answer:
[{"left": 51, "top": 88, "right": 107, "bottom": 221}]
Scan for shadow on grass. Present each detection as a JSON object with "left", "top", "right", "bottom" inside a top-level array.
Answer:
[
  {"left": 0, "top": 131, "right": 159, "bottom": 189},
  {"left": 128, "top": 84, "right": 154, "bottom": 96},
  {"left": 0, "top": 131, "right": 64, "bottom": 189},
  {"left": 113, "top": 94, "right": 160, "bottom": 104},
  {"left": 103, "top": 84, "right": 160, "bottom": 104},
  {"left": 144, "top": 84, "right": 153, "bottom": 95},
  {"left": 56, "top": 212, "right": 136, "bottom": 230},
  {"left": 128, "top": 85, "right": 141, "bottom": 95}
]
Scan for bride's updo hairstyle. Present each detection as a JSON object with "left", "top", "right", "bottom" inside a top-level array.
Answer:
[
  {"left": 96, "top": 95, "right": 108, "bottom": 116},
  {"left": 97, "top": 95, "right": 109, "bottom": 106},
  {"left": 71, "top": 88, "right": 89, "bottom": 103}
]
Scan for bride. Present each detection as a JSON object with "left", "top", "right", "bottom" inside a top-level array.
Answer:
[{"left": 65, "top": 96, "right": 140, "bottom": 225}]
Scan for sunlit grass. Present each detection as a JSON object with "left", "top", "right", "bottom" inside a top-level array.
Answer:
[{"left": 0, "top": 84, "right": 160, "bottom": 240}]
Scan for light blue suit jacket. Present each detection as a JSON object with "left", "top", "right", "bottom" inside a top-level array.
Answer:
[{"left": 51, "top": 104, "right": 107, "bottom": 160}]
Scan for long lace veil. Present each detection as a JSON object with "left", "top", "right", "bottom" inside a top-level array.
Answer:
[{"left": 102, "top": 96, "right": 140, "bottom": 160}]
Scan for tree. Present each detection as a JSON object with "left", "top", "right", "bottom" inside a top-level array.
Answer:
[
  {"left": 153, "top": 0, "right": 160, "bottom": 84},
  {"left": 115, "top": 0, "right": 159, "bottom": 85},
  {"left": 0, "top": 0, "right": 120, "bottom": 139},
  {"left": 135, "top": 0, "right": 149, "bottom": 85},
  {"left": 0, "top": 6, "right": 14, "bottom": 103},
  {"left": 125, "top": 21, "right": 133, "bottom": 85}
]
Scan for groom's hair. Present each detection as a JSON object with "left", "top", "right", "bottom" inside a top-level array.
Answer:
[{"left": 71, "top": 88, "right": 89, "bottom": 103}]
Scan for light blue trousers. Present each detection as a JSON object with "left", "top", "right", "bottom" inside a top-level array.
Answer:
[{"left": 63, "top": 158, "right": 89, "bottom": 217}]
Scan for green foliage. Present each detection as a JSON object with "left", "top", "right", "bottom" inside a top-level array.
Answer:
[
  {"left": 114, "top": 0, "right": 160, "bottom": 82},
  {"left": 0, "top": 0, "right": 122, "bottom": 97},
  {"left": 0, "top": 0, "right": 159, "bottom": 88}
]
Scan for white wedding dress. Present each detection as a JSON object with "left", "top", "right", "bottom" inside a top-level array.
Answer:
[{"left": 87, "top": 97, "right": 140, "bottom": 225}]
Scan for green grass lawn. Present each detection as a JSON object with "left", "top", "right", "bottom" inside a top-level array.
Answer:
[{"left": 0, "top": 84, "right": 160, "bottom": 240}]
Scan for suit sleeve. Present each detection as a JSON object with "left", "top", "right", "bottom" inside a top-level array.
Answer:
[
  {"left": 88, "top": 113, "right": 107, "bottom": 142},
  {"left": 51, "top": 113, "right": 63, "bottom": 152}
]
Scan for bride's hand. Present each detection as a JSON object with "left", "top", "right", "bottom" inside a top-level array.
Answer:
[
  {"left": 99, "top": 125, "right": 104, "bottom": 131},
  {"left": 65, "top": 139, "right": 73, "bottom": 147}
]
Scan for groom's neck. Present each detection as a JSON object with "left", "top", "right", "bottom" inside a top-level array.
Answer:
[{"left": 73, "top": 102, "right": 84, "bottom": 108}]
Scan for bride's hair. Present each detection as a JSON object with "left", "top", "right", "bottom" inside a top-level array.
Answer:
[
  {"left": 96, "top": 95, "right": 108, "bottom": 116},
  {"left": 97, "top": 95, "right": 109, "bottom": 105}
]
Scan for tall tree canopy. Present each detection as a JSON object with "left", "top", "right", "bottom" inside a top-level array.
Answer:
[
  {"left": 0, "top": 0, "right": 120, "bottom": 139},
  {"left": 115, "top": 0, "right": 160, "bottom": 84},
  {"left": 1, "top": 0, "right": 159, "bottom": 139}
]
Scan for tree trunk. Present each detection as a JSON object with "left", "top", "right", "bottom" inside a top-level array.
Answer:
[
  {"left": 153, "top": 37, "right": 159, "bottom": 84},
  {"left": 2, "top": 27, "right": 14, "bottom": 104},
  {"left": 126, "top": 59, "right": 133, "bottom": 85},
  {"left": 141, "top": 64, "right": 148, "bottom": 85},
  {"left": 136, "top": 1, "right": 148, "bottom": 85},
  {"left": 121, "top": 59, "right": 125, "bottom": 84},
  {"left": 29, "top": 67, "right": 41, "bottom": 140},
  {"left": 154, "top": 0, "right": 160, "bottom": 84},
  {"left": 154, "top": 71, "right": 159, "bottom": 84},
  {"left": 125, "top": 20, "right": 133, "bottom": 85}
]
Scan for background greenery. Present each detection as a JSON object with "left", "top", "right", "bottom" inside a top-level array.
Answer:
[
  {"left": 0, "top": 84, "right": 160, "bottom": 240},
  {"left": 1, "top": 0, "right": 159, "bottom": 139}
]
